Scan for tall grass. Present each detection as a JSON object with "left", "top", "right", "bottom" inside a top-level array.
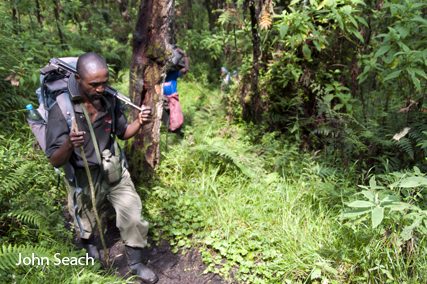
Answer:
[{"left": 141, "top": 79, "right": 427, "bottom": 283}]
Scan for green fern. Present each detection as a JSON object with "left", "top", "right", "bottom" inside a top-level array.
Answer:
[
  {"left": 3, "top": 209, "right": 49, "bottom": 233},
  {"left": 393, "top": 137, "right": 415, "bottom": 160},
  {"left": 192, "top": 143, "right": 257, "bottom": 179},
  {"left": 0, "top": 244, "right": 53, "bottom": 271}
]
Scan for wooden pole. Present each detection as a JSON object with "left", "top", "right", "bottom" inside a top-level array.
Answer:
[{"left": 71, "top": 117, "right": 109, "bottom": 268}]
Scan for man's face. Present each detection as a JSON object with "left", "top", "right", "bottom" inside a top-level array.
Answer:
[
  {"left": 221, "top": 70, "right": 226, "bottom": 75},
  {"left": 76, "top": 68, "right": 109, "bottom": 103}
]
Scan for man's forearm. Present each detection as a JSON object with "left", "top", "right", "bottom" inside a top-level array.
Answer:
[
  {"left": 119, "top": 120, "right": 142, "bottom": 140},
  {"left": 50, "top": 138, "right": 74, "bottom": 167},
  {"left": 180, "top": 56, "right": 190, "bottom": 74},
  {"left": 184, "top": 57, "right": 189, "bottom": 72}
]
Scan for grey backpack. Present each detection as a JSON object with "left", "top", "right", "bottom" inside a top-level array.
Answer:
[{"left": 27, "top": 57, "right": 78, "bottom": 181}]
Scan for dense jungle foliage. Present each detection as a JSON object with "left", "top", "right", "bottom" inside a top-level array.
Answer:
[{"left": 1, "top": 0, "right": 427, "bottom": 283}]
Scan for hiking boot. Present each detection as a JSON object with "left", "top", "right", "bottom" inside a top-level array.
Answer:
[
  {"left": 126, "top": 245, "right": 158, "bottom": 284},
  {"left": 81, "top": 238, "right": 100, "bottom": 260}
]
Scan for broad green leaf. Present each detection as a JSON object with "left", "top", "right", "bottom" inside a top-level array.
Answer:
[
  {"left": 315, "top": 262, "right": 339, "bottom": 276},
  {"left": 372, "top": 207, "right": 384, "bottom": 228},
  {"left": 397, "top": 26, "right": 409, "bottom": 39},
  {"left": 355, "top": 15, "right": 368, "bottom": 27},
  {"left": 349, "top": 0, "right": 365, "bottom": 5},
  {"left": 341, "top": 208, "right": 371, "bottom": 218},
  {"left": 375, "top": 46, "right": 391, "bottom": 59},
  {"left": 397, "top": 177, "right": 427, "bottom": 188},
  {"left": 398, "top": 42, "right": 410, "bottom": 53},
  {"left": 389, "top": 57, "right": 399, "bottom": 69},
  {"left": 302, "top": 44, "right": 312, "bottom": 61},
  {"left": 352, "top": 214, "right": 369, "bottom": 224},
  {"left": 358, "top": 72, "right": 368, "bottom": 84},
  {"left": 347, "top": 26, "right": 364, "bottom": 43},
  {"left": 313, "top": 40, "right": 322, "bottom": 52},
  {"left": 410, "top": 15, "right": 427, "bottom": 25},
  {"left": 317, "top": 0, "right": 331, "bottom": 10},
  {"left": 381, "top": 195, "right": 400, "bottom": 203},
  {"left": 411, "top": 74, "right": 421, "bottom": 91},
  {"left": 340, "top": 5, "right": 352, "bottom": 15},
  {"left": 413, "top": 68, "right": 427, "bottom": 79},
  {"left": 323, "top": 265, "right": 338, "bottom": 276},
  {"left": 296, "top": 33, "right": 303, "bottom": 44},
  {"left": 361, "top": 190, "right": 375, "bottom": 202},
  {"left": 348, "top": 15, "right": 358, "bottom": 29},
  {"left": 388, "top": 203, "right": 411, "bottom": 211},
  {"left": 348, "top": 200, "right": 375, "bottom": 208},
  {"left": 334, "top": 103, "right": 344, "bottom": 110},
  {"left": 407, "top": 67, "right": 415, "bottom": 77},
  {"left": 384, "top": 70, "right": 401, "bottom": 81},
  {"left": 290, "top": 0, "right": 300, "bottom": 6},
  {"left": 400, "top": 227, "right": 412, "bottom": 241},
  {"left": 280, "top": 25, "right": 289, "bottom": 39},
  {"left": 311, "top": 268, "right": 322, "bottom": 280},
  {"left": 32, "top": 73, "right": 38, "bottom": 84},
  {"left": 369, "top": 176, "right": 377, "bottom": 188}
]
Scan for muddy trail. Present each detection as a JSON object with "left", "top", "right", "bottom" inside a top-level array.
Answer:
[{"left": 63, "top": 201, "right": 228, "bottom": 284}]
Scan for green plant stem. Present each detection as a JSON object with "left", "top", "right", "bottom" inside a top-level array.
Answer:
[{"left": 72, "top": 117, "right": 109, "bottom": 268}]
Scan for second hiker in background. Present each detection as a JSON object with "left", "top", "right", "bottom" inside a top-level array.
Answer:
[{"left": 163, "top": 45, "right": 190, "bottom": 138}]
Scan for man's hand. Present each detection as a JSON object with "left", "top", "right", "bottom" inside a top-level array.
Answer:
[
  {"left": 176, "top": 48, "right": 187, "bottom": 56},
  {"left": 50, "top": 129, "right": 85, "bottom": 167},
  {"left": 138, "top": 105, "right": 152, "bottom": 125},
  {"left": 68, "top": 130, "right": 85, "bottom": 148}
]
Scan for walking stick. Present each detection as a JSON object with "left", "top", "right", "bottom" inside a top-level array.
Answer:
[
  {"left": 166, "top": 117, "right": 169, "bottom": 153},
  {"left": 71, "top": 117, "right": 109, "bottom": 268}
]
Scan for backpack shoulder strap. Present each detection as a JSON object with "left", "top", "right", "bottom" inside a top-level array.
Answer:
[
  {"left": 56, "top": 91, "right": 74, "bottom": 131},
  {"left": 56, "top": 92, "right": 76, "bottom": 181}
]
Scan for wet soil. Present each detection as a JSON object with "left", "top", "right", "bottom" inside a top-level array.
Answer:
[{"left": 63, "top": 201, "right": 226, "bottom": 284}]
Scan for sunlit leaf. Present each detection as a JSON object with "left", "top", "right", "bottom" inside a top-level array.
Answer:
[
  {"left": 348, "top": 201, "right": 375, "bottom": 208},
  {"left": 311, "top": 268, "right": 322, "bottom": 280},
  {"left": 341, "top": 208, "right": 371, "bottom": 218},
  {"left": 389, "top": 57, "right": 399, "bottom": 69},
  {"left": 372, "top": 207, "right": 384, "bottom": 228},
  {"left": 317, "top": 0, "right": 331, "bottom": 10},
  {"left": 361, "top": 190, "right": 375, "bottom": 202}
]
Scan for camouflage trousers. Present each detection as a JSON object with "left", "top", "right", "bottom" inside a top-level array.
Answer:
[{"left": 66, "top": 166, "right": 149, "bottom": 248}]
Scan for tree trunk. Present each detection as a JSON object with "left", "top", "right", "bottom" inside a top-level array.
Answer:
[
  {"left": 127, "top": 0, "right": 173, "bottom": 183},
  {"left": 52, "top": 0, "right": 65, "bottom": 47},
  {"left": 187, "top": 0, "right": 193, "bottom": 29},
  {"left": 247, "top": 0, "right": 262, "bottom": 122},
  {"left": 35, "top": 0, "right": 43, "bottom": 27},
  {"left": 205, "top": 0, "right": 214, "bottom": 31}
]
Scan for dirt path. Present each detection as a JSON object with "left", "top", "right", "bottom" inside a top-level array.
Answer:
[{"left": 64, "top": 202, "right": 226, "bottom": 284}]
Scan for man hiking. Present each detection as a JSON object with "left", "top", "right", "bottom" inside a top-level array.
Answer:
[
  {"left": 45, "top": 52, "right": 158, "bottom": 284},
  {"left": 163, "top": 46, "right": 189, "bottom": 136}
]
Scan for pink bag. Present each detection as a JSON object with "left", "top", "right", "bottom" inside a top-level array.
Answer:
[{"left": 168, "top": 93, "right": 184, "bottom": 131}]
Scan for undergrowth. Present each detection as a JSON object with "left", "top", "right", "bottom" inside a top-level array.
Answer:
[
  {"left": 142, "top": 80, "right": 427, "bottom": 283},
  {"left": 2, "top": 77, "right": 427, "bottom": 283}
]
